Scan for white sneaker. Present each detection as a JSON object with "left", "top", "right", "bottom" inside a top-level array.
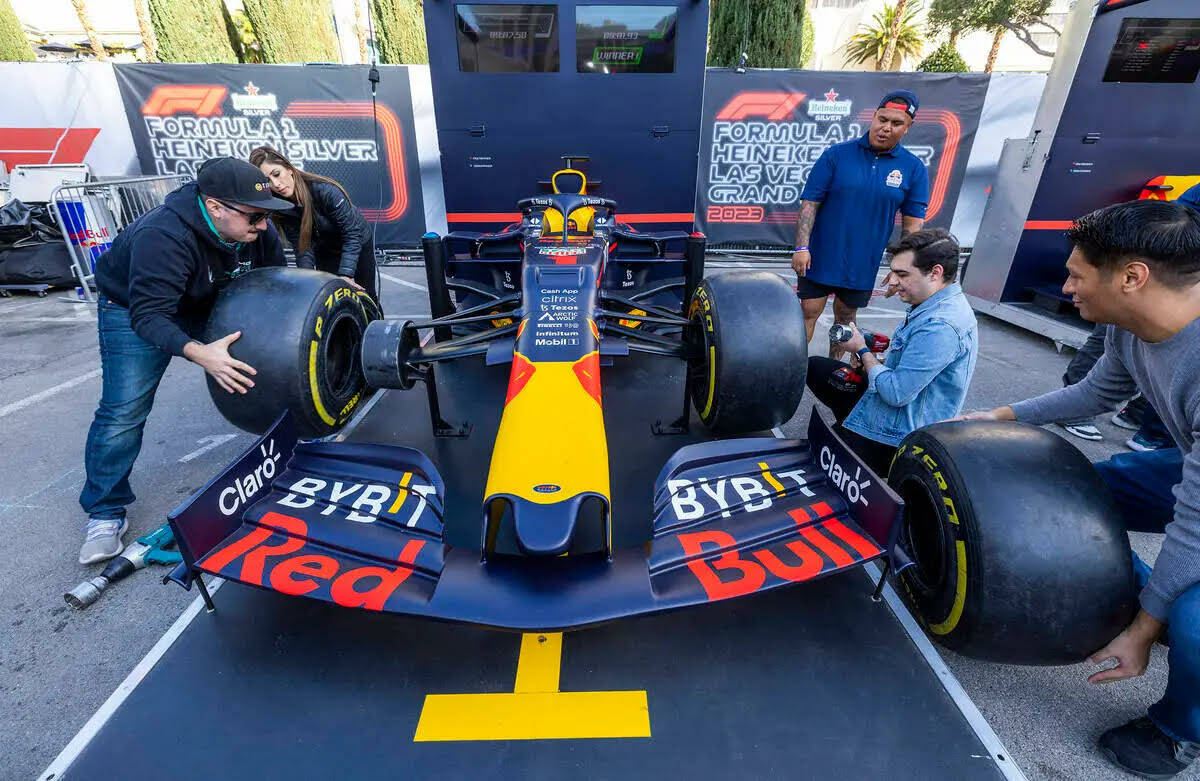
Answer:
[
  {"left": 79, "top": 519, "right": 129, "bottom": 565},
  {"left": 1060, "top": 422, "right": 1103, "bottom": 441}
]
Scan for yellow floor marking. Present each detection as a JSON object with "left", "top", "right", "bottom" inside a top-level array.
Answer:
[
  {"left": 513, "top": 632, "right": 561, "bottom": 692},
  {"left": 413, "top": 633, "right": 651, "bottom": 742}
]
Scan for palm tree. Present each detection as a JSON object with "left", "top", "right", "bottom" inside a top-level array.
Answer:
[
  {"left": 354, "top": 0, "right": 369, "bottom": 63},
  {"left": 68, "top": 0, "right": 107, "bottom": 60},
  {"left": 878, "top": 0, "right": 911, "bottom": 73},
  {"left": 843, "top": 2, "right": 924, "bottom": 71},
  {"left": 133, "top": 0, "right": 157, "bottom": 61}
]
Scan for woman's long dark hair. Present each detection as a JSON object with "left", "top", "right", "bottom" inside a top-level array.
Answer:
[{"left": 249, "top": 146, "right": 353, "bottom": 257}]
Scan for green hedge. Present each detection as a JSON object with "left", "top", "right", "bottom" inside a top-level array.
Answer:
[
  {"left": 707, "top": 0, "right": 814, "bottom": 69},
  {"left": 0, "top": 0, "right": 33, "bottom": 62},
  {"left": 149, "top": 0, "right": 239, "bottom": 63},
  {"left": 371, "top": 0, "right": 427, "bottom": 64},
  {"left": 243, "top": 0, "right": 339, "bottom": 63},
  {"left": 918, "top": 41, "right": 969, "bottom": 72}
]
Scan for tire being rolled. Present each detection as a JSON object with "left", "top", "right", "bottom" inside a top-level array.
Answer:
[
  {"left": 688, "top": 271, "right": 807, "bottom": 435},
  {"left": 204, "top": 268, "right": 382, "bottom": 439},
  {"left": 890, "top": 421, "right": 1139, "bottom": 665}
]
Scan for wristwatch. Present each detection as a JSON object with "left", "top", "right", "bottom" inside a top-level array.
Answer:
[{"left": 856, "top": 346, "right": 871, "bottom": 361}]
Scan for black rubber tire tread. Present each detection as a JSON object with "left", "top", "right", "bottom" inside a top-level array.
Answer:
[
  {"left": 204, "top": 267, "right": 382, "bottom": 439},
  {"left": 688, "top": 271, "right": 807, "bottom": 435},
  {"left": 889, "top": 421, "right": 1139, "bottom": 665}
]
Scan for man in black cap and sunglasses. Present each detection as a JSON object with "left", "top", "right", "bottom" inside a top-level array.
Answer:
[{"left": 78, "top": 157, "right": 291, "bottom": 566}]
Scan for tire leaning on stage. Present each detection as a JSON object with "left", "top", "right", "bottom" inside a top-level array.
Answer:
[
  {"left": 204, "top": 267, "right": 382, "bottom": 439},
  {"left": 888, "top": 421, "right": 1139, "bottom": 665},
  {"left": 687, "top": 271, "right": 807, "bottom": 435}
]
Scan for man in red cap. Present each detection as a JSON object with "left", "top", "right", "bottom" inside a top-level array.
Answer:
[{"left": 792, "top": 89, "right": 930, "bottom": 360}]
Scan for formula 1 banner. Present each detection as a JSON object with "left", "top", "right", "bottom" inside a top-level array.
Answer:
[
  {"left": 0, "top": 62, "right": 138, "bottom": 176},
  {"left": 113, "top": 64, "right": 426, "bottom": 246},
  {"left": 696, "top": 69, "right": 989, "bottom": 246}
]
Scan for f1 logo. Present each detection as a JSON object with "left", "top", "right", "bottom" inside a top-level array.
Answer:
[
  {"left": 715, "top": 92, "right": 807, "bottom": 121},
  {"left": 141, "top": 86, "right": 228, "bottom": 117}
]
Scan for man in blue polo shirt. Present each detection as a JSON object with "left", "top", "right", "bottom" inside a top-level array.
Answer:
[{"left": 792, "top": 90, "right": 931, "bottom": 360}]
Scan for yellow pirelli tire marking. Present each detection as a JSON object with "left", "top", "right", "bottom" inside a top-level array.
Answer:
[
  {"left": 413, "top": 632, "right": 651, "bottom": 741},
  {"left": 701, "top": 346, "right": 717, "bottom": 419},
  {"left": 929, "top": 540, "right": 968, "bottom": 635},
  {"left": 308, "top": 340, "right": 336, "bottom": 426}
]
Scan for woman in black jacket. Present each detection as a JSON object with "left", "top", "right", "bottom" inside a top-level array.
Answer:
[{"left": 249, "top": 146, "right": 379, "bottom": 302}]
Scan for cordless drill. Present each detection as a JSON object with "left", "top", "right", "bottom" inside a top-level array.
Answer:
[{"left": 827, "top": 323, "right": 890, "bottom": 392}]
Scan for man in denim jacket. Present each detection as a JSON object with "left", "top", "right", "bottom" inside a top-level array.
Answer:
[{"left": 806, "top": 229, "right": 978, "bottom": 475}]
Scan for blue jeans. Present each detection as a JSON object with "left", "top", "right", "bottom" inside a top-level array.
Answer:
[
  {"left": 78, "top": 299, "right": 173, "bottom": 521},
  {"left": 1094, "top": 448, "right": 1200, "bottom": 742}
]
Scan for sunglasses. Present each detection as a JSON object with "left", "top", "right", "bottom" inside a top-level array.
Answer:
[{"left": 216, "top": 199, "right": 272, "bottom": 225}]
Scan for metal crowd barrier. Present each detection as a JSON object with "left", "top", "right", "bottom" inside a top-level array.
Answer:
[{"left": 50, "top": 175, "right": 190, "bottom": 303}]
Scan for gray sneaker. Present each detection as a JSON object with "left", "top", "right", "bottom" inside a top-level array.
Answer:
[
  {"left": 79, "top": 518, "right": 129, "bottom": 565},
  {"left": 1060, "top": 422, "right": 1103, "bottom": 441}
]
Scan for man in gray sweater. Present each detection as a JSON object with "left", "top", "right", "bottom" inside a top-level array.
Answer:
[{"left": 962, "top": 200, "right": 1200, "bottom": 779}]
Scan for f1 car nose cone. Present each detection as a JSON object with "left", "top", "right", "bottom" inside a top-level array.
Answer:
[
  {"left": 503, "top": 493, "right": 608, "bottom": 557},
  {"left": 513, "top": 499, "right": 577, "bottom": 556}
]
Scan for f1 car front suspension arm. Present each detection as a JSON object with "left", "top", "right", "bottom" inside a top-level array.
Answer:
[
  {"left": 595, "top": 308, "right": 690, "bottom": 327},
  {"left": 407, "top": 292, "right": 521, "bottom": 330},
  {"left": 597, "top": 292, "right": 690, "bottom": 322}
]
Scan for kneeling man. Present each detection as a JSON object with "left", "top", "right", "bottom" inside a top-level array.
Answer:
[
  {"left": 806, "top": 229, "right": 978, "bottom": 475},
  {"left": 958, "top": 200, "right": 1200, "bottom": 779}
]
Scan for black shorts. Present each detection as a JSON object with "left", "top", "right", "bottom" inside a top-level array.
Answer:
[{"left": 795, "top": 275, "right": 873, "bottom": 309}]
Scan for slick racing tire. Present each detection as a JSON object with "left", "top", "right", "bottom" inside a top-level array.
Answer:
[
  {"left": 204, "top": 268, "right": 382, "bottom": 439},
  {"left": 889, "top": 421, "right": 1138, "bottom": 665},
  {"left": 688, "top": 271, "right": 807, "bottom": 435}
]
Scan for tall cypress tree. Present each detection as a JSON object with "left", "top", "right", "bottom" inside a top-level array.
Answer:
[
  {"left": 243, "top": 0, "right": 339, "bottom": 63},
  {"left": 371, "top": 0, "right": 427, "bottom": 64},
  {"left": 707, "top": 0, "right": 814, "bottom": 68},
  {"left": 0, "top": 0, "right": 34, "bottom": 62},
  {"left": 149, "top": 0, "right": 239, "bottom": 63}
]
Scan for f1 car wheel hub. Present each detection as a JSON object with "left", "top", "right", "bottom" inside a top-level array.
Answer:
[
  {"left": 897, "top": 477, "right": 950, "bottom": 597},
  {"left": 323, "top": 312, "right": 364, "bottom": 399}
]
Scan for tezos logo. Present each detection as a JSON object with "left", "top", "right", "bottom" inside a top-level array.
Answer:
[
  {"left": 819, "top": 446, "right": 872, "bottom": 507},
  {"left": 807, "top": 88, "right": 853, "bottom": 121},
  {"left": 533, "top": 484, "right": 561, "bottom": 494}
]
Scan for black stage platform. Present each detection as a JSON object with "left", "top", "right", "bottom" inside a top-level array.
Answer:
[{"left": 59, "top": 357, "right": 1009, "bottom": 779}]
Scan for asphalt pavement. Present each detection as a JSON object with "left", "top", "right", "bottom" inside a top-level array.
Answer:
[{"left": 0, "top": 263, "right": 1194, "bottom": 781}]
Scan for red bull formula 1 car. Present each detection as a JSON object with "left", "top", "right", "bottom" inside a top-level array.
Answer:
[{"left": 166, "top": 164, "right": 1137, "bottom": 665}]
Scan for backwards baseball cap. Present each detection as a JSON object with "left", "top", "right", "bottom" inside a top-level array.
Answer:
[
  {"left": 878, "top": 90, "right": 919, "bottom": 119},
  {"left": 197, "top": 157, "right": 294, "bottom": 211}
]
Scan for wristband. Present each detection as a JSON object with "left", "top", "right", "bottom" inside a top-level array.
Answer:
[
  {"left": 794, "top": 245, "right": 809, "bottom": 252},
  {"left": 856, "top": 346, "right": 871, "bottom": 360}
]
